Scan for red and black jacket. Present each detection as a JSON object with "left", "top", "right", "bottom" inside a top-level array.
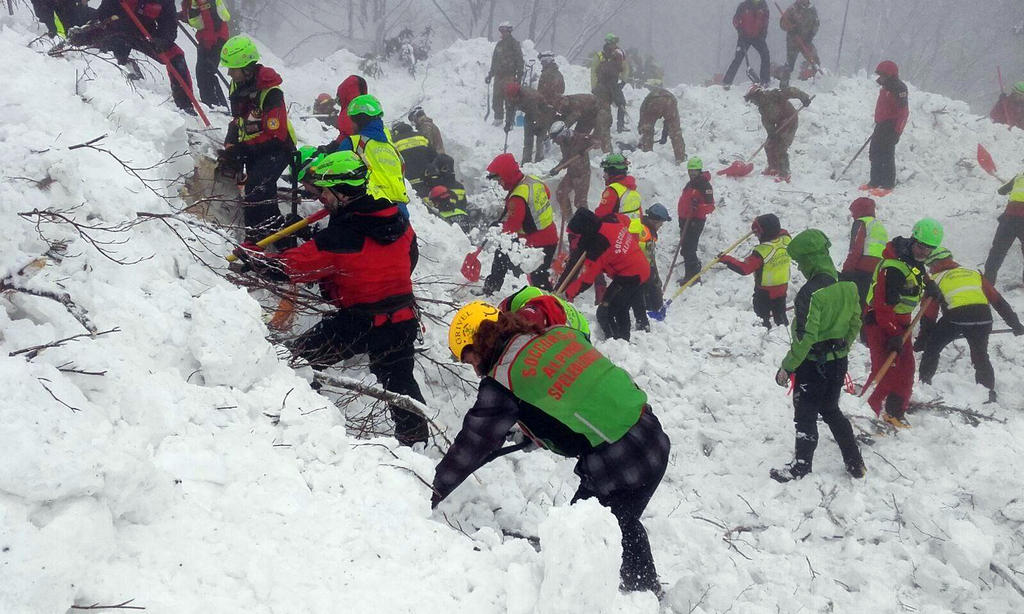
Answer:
[
  {"left": 96, "top": 0, "right": 177, "bottom": 45},
  {"left": 226, "top": 66, "right": 293, "bottom": 160},
  {"left": 733, "top": 0, "right": 769, "bottom": 39},
  {"left": 874, "top": 77, "right": 909, "bottom": 136},
  {"left": 180, "top": 0, "right": 228, "bottom": 48},
  {"left": 677, "top": 171, "right": 715, "bottom": 220},
  {"left": 566, "top": 212, "right": 650, "bottom": 299}
]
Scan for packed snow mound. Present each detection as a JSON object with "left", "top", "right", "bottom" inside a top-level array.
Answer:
[{"left": 2, "top": 13, "right": 1024, "bottom": 613}]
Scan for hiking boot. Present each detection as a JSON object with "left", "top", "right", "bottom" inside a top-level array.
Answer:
[
  {"left": 858, "top": 183, "right": 874, "bottom": 191},
  {"left": 846, "top": 462, "right": 867, "bottom": 479},
  {"left": 774, "top": 174, "right": 791, "bottom": 183},
  {"left": 761, "top": 167, "right": 778, "bottom": 176},
  {"left": 986, "top": 389, "right": 998, "bottom": 404},
  {"left": 882, "top": 412, "right": 911, "bottom": 429},
  {"left": 770, "top": 460, "right": 810, "bottom": 483},
  {"left": 869, "top": 187, "right": 892, "bottom": 197}
]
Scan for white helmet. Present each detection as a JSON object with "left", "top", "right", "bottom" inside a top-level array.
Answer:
[
  {"left": 548, "top": 121, "right": 568, "bottom": 139},
  {"left": 498, "top": 21, "right": 513, "bottom": 31},
  {"left": 538, "top": 51, "right": 555, "bottom": 65}
]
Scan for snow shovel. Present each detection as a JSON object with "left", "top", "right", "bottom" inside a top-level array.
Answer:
[
  {"left": 831, "top": 134, "right": 872, "bottom": 181},
  {"left": 226, "top": 208, "right": 329, "bottom": 262},
  {"left": 461, "top": 241, "right": 488, "bottom": 282},
  {"left": 718, "top": 100, "right": 811, "bottom": 178},
  {"left": 649, "top": 231, "right": 754, "bottom": 319},
  {"left": 553, "top": 251, "right": 586, "bottom": 297},
  {"left": 859, "top": 298, "right": 933, "bottom": 403},
  {"left": 660, "top": 218, "right": 689, "bottom": 294},
  {"left": 976, "top": 144, "right": 1008, "bottom": 183}
]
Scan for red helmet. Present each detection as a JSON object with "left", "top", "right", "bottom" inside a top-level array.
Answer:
[
  {"left": 315, "top": 92, "right": 333, "bottom": 105},
  {"left": 849, "top": 197, "right": 876, "bottom": 218},
  {"left": 875, "top": 60, "right": 899, "bottom": 78},
  {"left": 429, "top": 185, "right": 452, "bottom": 200},
  {"left": 505, "top": 82, "right": 522, "bottom": 98},
  {"left": 486, "top": 153, "right": 522, "bottom": 186}
]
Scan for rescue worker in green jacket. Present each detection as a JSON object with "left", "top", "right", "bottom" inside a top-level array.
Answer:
[
  {"left": 839, "top": 197, "right": 888, "bottom": 307},
  {"left": 719, "top": 214, "right": 792, "bottom": 329},
  {"left": 336, "top": 94, "right": 410, "bottom": 214},
  {"left": 391, "top": 121, "right": 436, "bottom": 198},
  {"left": 771, "top": 229, "right": 865, "bottom": 483},
  {"left": 917, "top": 248, "right": 1024, "bottom": 404},
  {"left": 499, "top": 285, "right": 591, "bottom": 339},
  {"left": 435, "top": 303, "right": 670, "bottom": 596},
  {"left": 218, "top": 35, "right": 296, "bottom": 242}
]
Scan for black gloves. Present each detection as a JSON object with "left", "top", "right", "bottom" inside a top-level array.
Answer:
[{"left": 886, "top": 335, "right": 904, "bottom": 353}]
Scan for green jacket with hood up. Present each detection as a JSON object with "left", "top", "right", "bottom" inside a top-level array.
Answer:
[{"left": 781, "top": 229, "right": 862, "bottom": 372}]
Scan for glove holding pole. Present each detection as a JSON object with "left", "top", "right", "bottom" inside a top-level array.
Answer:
[{"left": 226, "top": 209, "right": 329, "bottom": 262}]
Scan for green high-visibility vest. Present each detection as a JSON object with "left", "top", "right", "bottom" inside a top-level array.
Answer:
[
  {"left": 934, "top": 267, "right": 987, "bottom": 309},
  {"left": 610, "top": 181, "right": 643, "bottom": 235},
  {"left": 510, "top": 175, "right": 554, "bottom": 233},
  {"left": 488, "top": 327, "right": 645, "bottom": 450},
  {"left": 1010, "top": 174, "right": 1024, "bottom": 203},
  {"left": 753, "top": 235, "right": 792, "bottom": 286},
  {"left": 350, "top": 135, "right": 409, "bottom": 203},
  {"left": 857, "top": 216, "right": 887, "bottom": 258},
  {"left": 867, "top": 258, "right": 923, "bottom": 315},
  {"left": 187, "top": 0, "right": 231, "bottom": 31}
]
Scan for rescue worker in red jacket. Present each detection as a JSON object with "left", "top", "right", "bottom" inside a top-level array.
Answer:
[
  {"left": 333, "top": 74, "right": 368, "bottom": 147},
  {"left": 984, "top": 171, "right": 1024, "bottom": 286},
  {"left": 862, "top": 219, "right": 940, "bottom": 427},
  {"left": 565, "top": 209, "right": 650, "bottom": 341},
  {"left": 217, "top": 35, "right": 295, "bottom": 242},
  {"left": 594, "top": 153, "right": 642, "bottom": 231},
  {"left": 231, "top": 151, "right": 429, "bottom": 446},
  {"left": 676, "top": 157, "right": 715, "bottom": 283},
  {"left": 719, "top": 214, "right": 791, "bottom": 329},
  {"left": 71, "top": 0, "right": 196, "bottom": 112},
  {"left": 179, "top": 0, "right": 228, "bottom": 107},
  {"left": 861, "top": 60, "right": 908, "bottom": 196},
  {"left": 722, "top": 0, "right": 770, "bottom": 86},
  {"left": 918, "top": 248, "right": 1024, "bottom": 404},
  {"left": 482, "top": 154, "right": 559, "bottom": 296},
  {"left": 839, "top": 197, "right": 888, "bottom": 306},
  {"left": 989, "top": 82, "right": 1024, "bottom": 130}
]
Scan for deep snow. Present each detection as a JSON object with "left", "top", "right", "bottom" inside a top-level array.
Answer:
[{"left": 2, "top": 13, "right": 1024, "bottom": 614}]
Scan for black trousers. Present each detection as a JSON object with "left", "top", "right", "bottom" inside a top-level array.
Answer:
[
  {"left": 290, "top": 313, "right": 429, "bottom": 445},
  {"left": 196, "top": 41, "right": 228, "bottom": 108},
  {"left": 752, "top": 289, "right": 788, "bottom": 327},
  {"left": 598, "top": 275, "right": 643, "bottom": 340},
  {"left": 984, "top": 214, "right": 1024, "bottom": 285},
  {"left": 919, "top": 317, "right": 994, "bottom": 390},
  {"left": 868, "top": 121, "right": 900, "bottom": 189},
  {"left": 571, "top": 461, "right": 665, "bottom": 593},
  {"left": 679, "top": 218, "right": 706, "bottom": 283},
  {"left": 483, "top": 244, "right": 556, "bottom": 295},
  {"left": 838, "top": 270, "right": 873, "bottom": 307},
  {"left": 640, "top": 261, "right": 663, "bottom": 313},
  {"left": 242, "top": 149, "right": 292, "bottom": 242},
  {"left": 792, "top": 357, "right": 862, "bottom": 470},
  {"left": 102, "top": 36, "right": 194, "bottom": 112},
  {"left": 723, "top": 36, "right": 770, "bottom": 85}
]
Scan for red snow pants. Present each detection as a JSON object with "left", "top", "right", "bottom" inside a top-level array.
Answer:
[{"left": 864, "top": 321, "right": 915, "bottom": 416}]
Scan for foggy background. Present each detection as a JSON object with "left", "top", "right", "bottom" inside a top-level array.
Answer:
[{"left": 234, "top": 0, "right": 1023, "bottom": 112}]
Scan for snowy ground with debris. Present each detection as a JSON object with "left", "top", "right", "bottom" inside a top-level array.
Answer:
[{"left": 2, "top": 14, "right": 1024, "bottom": 614}]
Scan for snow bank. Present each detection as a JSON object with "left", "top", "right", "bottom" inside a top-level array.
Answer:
[{"left": 2, "top": 11, "right": 1024, "bottom": 613}]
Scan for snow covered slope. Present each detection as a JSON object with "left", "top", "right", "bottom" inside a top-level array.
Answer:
[{"left": 2, "top": 15, "right": 1024, "bottom": 613}]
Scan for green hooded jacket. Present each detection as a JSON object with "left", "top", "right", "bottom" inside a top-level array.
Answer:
[{"left": 781, "top": 229, "right": 862, "bottom": 372}]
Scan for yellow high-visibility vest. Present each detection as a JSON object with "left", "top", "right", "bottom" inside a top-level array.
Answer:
[
  {"left": 753, "top": 235, "right": 792, "bottom": 286},
  {"left": 510, "top": 175, "right": 554, "bottom": 233},
  {"left": 934, "top": 268, "right": 987, "bottom": 309}
]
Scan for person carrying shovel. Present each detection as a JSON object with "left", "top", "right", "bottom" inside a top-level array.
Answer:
[
  {"left": 743, "top": 84, "right": 812, "bottom": 182},
  {"left": 676, "top": 157, "right": 716, "bottom": 284},
  {"left": 719, "top": 214, "right": 792, "bottom": 329}
]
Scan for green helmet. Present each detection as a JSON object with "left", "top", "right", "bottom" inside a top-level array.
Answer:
[
  {"left": 220, "top": 35, "right": 260, "bottom": 69},
  {"left": 348, "top": 94, "right": 383, "bottom": 118},
  {"left": 308, "top": 151, "right": 368, "bottom": 189},
  {"left": 507, "top": 286, "right": 544, "bottom": 312},
  {"left": 1014, "top": 81, "right": 1024, "bottom": 95},
  {"left": 600, "top": 152, "right": 628, "bottom": 173},
  {"left": 924, "top": 246, "right": 953, "bottom": 265},
  {"left": 293, "top": 146, "right": 323, "bottom": 183},
  {"left": 605, "top": 33, "right": 619, "bottom": 44},
  {"left": 687, "top": 157, "right": 703, "bottom": 171},
  {"left": 911, "top": 218, "right": 944, "bottom": 248}
]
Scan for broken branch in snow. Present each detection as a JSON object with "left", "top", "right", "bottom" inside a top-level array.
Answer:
[
  {"left": 8, "top": 327, "right": 120, "bottom": 360},
  {"left": 70, "top": 598, "right": 145, "bottom": 610},
  {"left": 991, "top": 562, "right": 1024, "bottom": 599},
  {"left": 907, "top": 399, "right": 1007, "bottom": 426},
  {"left": 37, "top": 377, "right": 81, "bottom": 413},
  {"left": 0, "top": 278, "right": 97, "bottom": 332},
  {"left": 18, "top": 206, "right": 149, "bottom": 265}
]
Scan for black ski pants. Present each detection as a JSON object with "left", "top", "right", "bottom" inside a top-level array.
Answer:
[
  {"left": 483, "top": 244, "right": 556, "bottom": 295},
  {"left": 290, "top": 312, "right": 429, "bottom": 445},
  {"left": 919, "top": 317, "right": 994, "bottom": 391},
  {"left": 242, "top": 149, "right": 292, "bottom": 242},
  {"left": 571, "top": 459, "right": 665, "bottom": 594},
  {"left": 839, "top": 270, "right": 873, "bottom": 308},
  {"left": 753, "top": 289, "right": 788, "bottom": 328},
  {"left": 723, "top": 36, "right": 770, "bottom": 86},
  {"left": 598, "top": 275, "right": 643, "bottom": 341},
  {"left": 639, "top": 261, "right": 663, "bottom": 313},
  {"left": 792, "top": 357, "right": 862, "bottom": 470},
  {"left": 868, "top": 121, "right": 900, "bottom": 189},
  {"left": 984, "top": 213, "right": 1024, "bottom": 285},
  {"left": 679, "top": 218, "right": 706, "bottom": 283},
  {"left": 196, "top": 40, "right": 228, "bottom": 108}
]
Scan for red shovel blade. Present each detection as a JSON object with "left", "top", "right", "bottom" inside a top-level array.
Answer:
[
  {"left": 717, "top": 160, "right": 754, "bottom": 178},
  {"left": 461, "top": 247, "right": 483, "bottom": 282},
  {"left": 977, "top": 143, "right": 998, "bottom": 178},
  {"left": 551, "top": 249, "right": 568, "bottom": 276}
]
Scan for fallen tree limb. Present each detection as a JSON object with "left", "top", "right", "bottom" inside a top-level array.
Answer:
[
  {"left": 991, "top": 562, "right": 1024, "bottom": 599},
  {"left": 1, "top": 279, "right": 97, "bottom": 332},
  {"left": 8, "top": 328, "right": 120, "bottom": 360}
]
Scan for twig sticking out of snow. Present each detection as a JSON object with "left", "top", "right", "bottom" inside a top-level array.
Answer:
[
  {"left": 990, "top": 563, "right": 1024, "bottom": 599},
  {"left": 69, "top": 598, "right": 145, "bottom": 610},
  {"left": 1, "top": 278, "right": 98, "bottom": 333},
  {"left": 8, "top": 328, "right": 120, "bottom": 360}
]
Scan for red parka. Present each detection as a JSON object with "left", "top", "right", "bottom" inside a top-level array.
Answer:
[
  {"left": 733, "top": 0, "right": 769, "bottom": 39},
  {"left": 566, "top": 214, "right": 650, "bottom": 299},
  {"left": 677, "top": 171, "right": 715, "bottom": 220}
]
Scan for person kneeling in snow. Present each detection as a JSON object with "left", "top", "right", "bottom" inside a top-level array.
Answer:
[
  {"left": 435, "top": 303, "right": 670, "bottom": 595},
  {"left": 771, "top": 229, "right": 865, "bottom": 483},
  {"left": 231, "top": 151, "right": 429, "bottom": 446}
]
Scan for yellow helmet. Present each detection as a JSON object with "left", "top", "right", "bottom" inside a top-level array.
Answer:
[{"left": 448, "top": 301, "right": 500, "bottom": 361}]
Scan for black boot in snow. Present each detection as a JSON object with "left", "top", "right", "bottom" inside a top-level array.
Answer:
[
  {"left": 985, "top": 389, "right": 998, "bottom": 404},
  {"left": 846, "top": 461, "right": 867, "bottom": 479},
  {"left": 770, "top": 460, "right": 810, "bottom": 483}
]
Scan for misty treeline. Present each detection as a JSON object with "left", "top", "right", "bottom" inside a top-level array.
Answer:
[{"left": 236, "top": 0, "right": 1021, "bottom": 112}]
